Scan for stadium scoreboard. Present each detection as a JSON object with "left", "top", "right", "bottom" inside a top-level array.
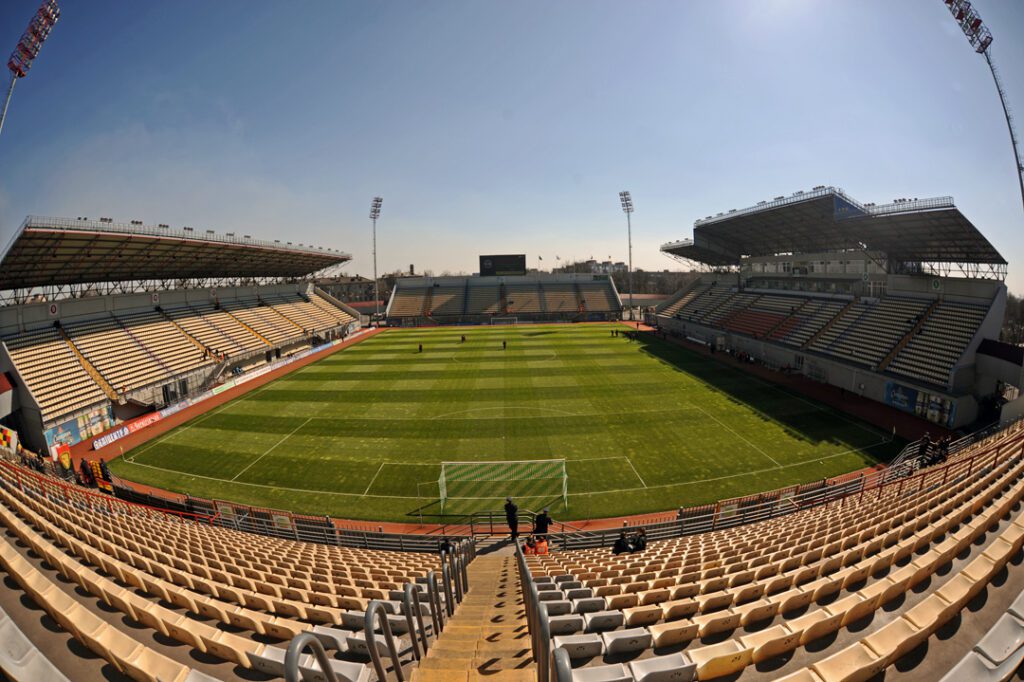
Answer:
[{"left": 479, "top": 254, "right": 527, "bottom": 276}]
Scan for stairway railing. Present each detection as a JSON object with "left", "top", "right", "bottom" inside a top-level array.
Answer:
[{"left": 283, "top": 633, "right": 338, "bottom": 682}]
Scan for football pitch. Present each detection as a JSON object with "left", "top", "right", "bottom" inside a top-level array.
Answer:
[{"left": 110, "top": 324, "right": 902, "bottom": 523}]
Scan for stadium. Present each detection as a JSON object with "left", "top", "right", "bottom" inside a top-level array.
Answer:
[{"left": 2, "top": 2, "right": 1024, "bottom": 682}]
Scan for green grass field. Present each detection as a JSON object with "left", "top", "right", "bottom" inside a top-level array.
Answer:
[{"left": 109, "top": 325, "right": 902, "bottom": 522}]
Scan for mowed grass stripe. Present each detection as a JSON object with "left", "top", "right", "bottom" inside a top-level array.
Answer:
[{"left": 112, "top": 324, "right": 901, "bottom": 521}]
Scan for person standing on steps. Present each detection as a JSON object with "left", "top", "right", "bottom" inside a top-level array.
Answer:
[
  {"left": 533, "top": 507, "right": 553, "bottom": 540},
  {"left": 505, "top": 497, "right": 519, "bottom": 539}
]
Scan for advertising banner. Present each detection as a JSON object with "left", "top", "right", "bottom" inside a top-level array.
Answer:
[
  {"left": 45, "top": 418, "right": 83, "bottom": 455},
  {"left": 884, "top": 382, "right": 956, "bottom": 428}
]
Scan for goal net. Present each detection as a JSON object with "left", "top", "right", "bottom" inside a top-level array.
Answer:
[
  {"left": 490, "top": 317, "right": 518, "bottom": 325},
  {"left": 439, "top": 459, "right": 567, "bottom": 513}
]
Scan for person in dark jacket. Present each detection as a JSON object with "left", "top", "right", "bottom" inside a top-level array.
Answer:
[
  {"left": 533, "top": 508, "right": 552, "bottom": 540},
  {"left": 917, "top": 432, "right": 931, "bottom": 461},
  {"left": 98, "top": 458, "right": 111, "bottom": 482},
  {"left": 438, "top": 537, "right": 454, "bottom": 556},
  {"left": 505, "top": 497, "right": 519, "bottom": 539},
  {"left": 630, "top": 528, "right": 647, "bottom": 553},
  {"left": 612, "top": 531, "right": 632, "bottom": 555},
  {"left": 79, "top": 459, "right": 94, "bottom": 487}
]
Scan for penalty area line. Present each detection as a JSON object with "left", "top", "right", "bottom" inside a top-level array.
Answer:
[
  {"left": 362, "top": 462, "right": 386, "bottom": 497},
  {"left": 624, "top": 456, "right": 648, "bottom": 488},
  {"left": 693, "top": 405, "right": 782, "bottom": 468},
  {"left": 230, "top": 417, "right": 312, "bottom": 482}
]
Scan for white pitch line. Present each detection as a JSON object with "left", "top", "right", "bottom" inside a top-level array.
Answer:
[
  {"left": 116, "top": 437, "right": 890, "bottom": 501},
  {"left": 230, "top": 417, "right": 312, "bottom": 482},
  {"left": 693, "top": 405, "right": 782, "bottom": 468},
  {"left": 126, "top": 375, "right": 286, "bottom": 460},
  {"left": 362, "top": 462, "right": 386, "bottom": 497},
  {"left": 568, "top": 437, "right": 890, "bottom": 497},
  {"left": 624, "top": 456, "right": 648, "bottom": 488}
]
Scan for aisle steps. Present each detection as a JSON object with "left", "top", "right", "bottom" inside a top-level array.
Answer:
[{"left": 413, "top": 554, "right": 534, "bottom": 682}]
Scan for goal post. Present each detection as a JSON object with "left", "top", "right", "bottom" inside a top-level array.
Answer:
[
  {"left": 490, "top": 317, "right": 518, "bottom": 325},
  {"left": 439, "top": 459, "right": 567, "bottom": 513}
]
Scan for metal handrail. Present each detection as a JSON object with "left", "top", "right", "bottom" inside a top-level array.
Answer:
[
  {"left": 364, "top": 600, "right": 406, "bottom": 682},
  {"left": 451, "top": 552, "right": 464, "bottom": 603},
  {"left": 439, "top": 560, "right": 455, "bottom": 617},
  {"left": 552, "top": 648, "right": 572, "bottom": 682},
  {"left": 424, "top": 570, "right": 444, "bottom": 635},
  {"left": 458, "top": 545, "right": 470, "bottom": 596},
  {"left": 535, "top": 588, "right": 552, "bottom": 682},
  {"left": 284, "top": 632, "right": 339, "bottom": 682},
  {"left": 515, "top": 542, "right": 552, "bottom": 682},
  {"left": 465, "top": 509, "right": 585, "bottom": 536},
  {"left": 402, "top": 583, "right": 429, "bottom": 660}
]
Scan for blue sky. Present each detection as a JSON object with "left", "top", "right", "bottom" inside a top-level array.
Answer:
[{"left": 1, "top": 1, "right": 1022, "bottom": 291}]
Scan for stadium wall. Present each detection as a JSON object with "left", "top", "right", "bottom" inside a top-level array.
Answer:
[
  {"left": 1001, "top": 395, "right": 1024, "bottom": 426},
  {"left": 0, "top": 342, "right": 45, "bottom": 451},
  {"left": 658, "top": 313, "right": 979, "bottom": 429}
]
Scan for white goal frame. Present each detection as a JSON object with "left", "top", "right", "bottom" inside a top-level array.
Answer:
[
  {"left": 438, "top": 459, "right": 567, "bottom": 512},
  {"left": 490, "top": 317, "right": 518, "bottom": 325}
]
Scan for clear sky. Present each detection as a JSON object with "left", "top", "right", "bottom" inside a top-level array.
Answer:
[{"left": 1, "top": 1, "right": 1022, "bottom": 291}]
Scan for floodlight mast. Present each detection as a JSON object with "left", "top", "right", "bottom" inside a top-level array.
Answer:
[
  {"left": 619, "top": 191, "right": 634, "bottom": 321},
  {"left": 943, "top": 0, "right": 1024, "bottom": 219},
  {"left": 1, "top": 1, "right": 60, "bottom": 140},
  {"left": 370, "top": 196, "right": 383, "bottom": 319}
]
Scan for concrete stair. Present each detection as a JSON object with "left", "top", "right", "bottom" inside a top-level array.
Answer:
[{"left": 412, "top": 554, "right": 534, "bottom": 682}]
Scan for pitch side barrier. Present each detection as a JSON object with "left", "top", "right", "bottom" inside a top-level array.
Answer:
[
  {"left": 5, "top": 418, "right": 1019, "bottom": 554},
  {"left": 114, "top": 484, "right": 450, "bottom": 552},
  {"left": 544, "top": 417, "right": 1024, "bottom": 552}
]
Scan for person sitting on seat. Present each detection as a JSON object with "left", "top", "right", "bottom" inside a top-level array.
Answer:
[
  {"left": 630, "top": 527, "right": 647, "bottom": 553},
  {"left": 523, "top": 536, "right": 537, "bottom": 555},
  {"left": 535, "top": 536, "right": 549, "bottom": 555},
  {"left": 612, "top": 531, "right": 632, "bottom": 555}
]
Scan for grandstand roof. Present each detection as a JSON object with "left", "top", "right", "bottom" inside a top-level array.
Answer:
[
  {"left": 661, "top": 186, "right": 1006, "bottom": 267},
  {"left": 0, "top": 216, "right": 351, "bottom": 290}
]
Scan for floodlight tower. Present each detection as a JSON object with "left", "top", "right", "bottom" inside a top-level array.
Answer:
[
  {"left": 619, "top": 191, "right": 634, "bottom": 320},
  {"left": 370, "top": 196, "right": 383, "bottom": 319},
  {"left": 1, "top": 1, "right": 61, "bottom": 140},
  {"left": 943, "top": 0, "right": 1024, "bottom": 218}
]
